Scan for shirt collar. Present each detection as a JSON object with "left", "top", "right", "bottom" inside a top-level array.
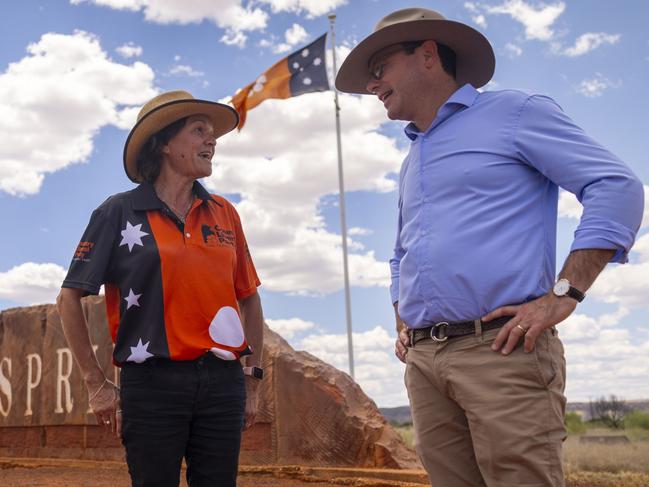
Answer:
[
  {"left": 131, "top": 181, "right": 221, "bottom": 211},
  {"left": 404, "top": 83, "right": 480, "bottom": 140}
]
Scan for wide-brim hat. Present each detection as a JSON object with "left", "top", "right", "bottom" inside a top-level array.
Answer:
[
  {"left": 123, "top": 90, "right": 239, "bottom": 183},
  {"left": 335, "top": 8, "right": 495, "bottom": 94}
]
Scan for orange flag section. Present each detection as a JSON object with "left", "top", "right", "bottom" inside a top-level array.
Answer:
[
  {"left": 230, "top": 33, "right": 329, "bottom": 130},
  {"left": 231, "top": 58, "right": 291, "bottom": 130}
]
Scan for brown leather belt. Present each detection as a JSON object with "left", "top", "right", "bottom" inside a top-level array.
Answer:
[{"left": 410, "top": 316, "right": 511, "bottom": 346}]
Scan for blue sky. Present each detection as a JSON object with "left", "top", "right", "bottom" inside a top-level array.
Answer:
[{"left": 0, "top": 0, "right": 647, "bottom": 407}]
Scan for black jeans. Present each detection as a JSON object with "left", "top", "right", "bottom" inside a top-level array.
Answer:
[{"left": 120, "top": 353, "right": 246, "bottom": 487}]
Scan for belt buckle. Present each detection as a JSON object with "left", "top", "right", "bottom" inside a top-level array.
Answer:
[{"left": 430, "top": 321, "right": 449, "bottom": 342}]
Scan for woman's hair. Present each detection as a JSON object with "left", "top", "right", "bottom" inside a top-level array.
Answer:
[{"left": 136, "top": 117, "right": 188, "bottom": 183}]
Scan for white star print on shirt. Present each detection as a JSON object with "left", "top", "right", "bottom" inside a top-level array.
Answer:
[
  {"left": 124, "top": 288, "right": 142, "bottom": 309},
  {"left": 127, "top": 338, "right": 154, "bottom": 363},
  {"left": 120, "top": 221, "right": 149, "bottom": 252}
]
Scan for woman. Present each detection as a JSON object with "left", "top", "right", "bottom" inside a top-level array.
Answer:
[{"left": 56, "top": 90, "right": 265, "bottom": 487}]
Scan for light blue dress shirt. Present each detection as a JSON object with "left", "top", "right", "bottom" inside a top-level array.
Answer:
[{"left": 390, "top": 84, "right": 644, "bottom": 328}]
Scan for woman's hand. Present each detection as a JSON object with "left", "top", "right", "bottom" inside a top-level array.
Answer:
[
  {"left": 88, "top": 378, "right": 121, "bottom": 438},
  {"left": 243, "top": 377, "right": 258, "bottom": 430}
]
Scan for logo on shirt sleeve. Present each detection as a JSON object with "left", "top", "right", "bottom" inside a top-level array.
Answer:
[{"left": 73, "top": 241, "right": 94, "bottom": 262}]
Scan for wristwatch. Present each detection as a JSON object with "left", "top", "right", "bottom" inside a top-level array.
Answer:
[
  {"left": 243, "top": 366, "right": 264, "bottom": 380},
  {"left": 552, "top": 278, "right": 585, "bottom": 302}
]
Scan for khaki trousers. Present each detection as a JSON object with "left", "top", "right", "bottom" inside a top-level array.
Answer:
[{"left": 405, "top": 325, "right": 566, "bottom": 487}]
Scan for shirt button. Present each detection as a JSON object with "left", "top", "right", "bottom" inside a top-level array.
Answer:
[{"left": 186, "top": 233, "right": 191, "bottom": 238}]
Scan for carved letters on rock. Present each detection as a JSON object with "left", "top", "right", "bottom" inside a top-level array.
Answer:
[{"left": 0, "top": 297, "right": 418, "bottom": 468}]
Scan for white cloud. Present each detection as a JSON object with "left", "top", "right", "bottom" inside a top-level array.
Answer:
[
  {"left": 210, "top": 80, "right": 403, "bottom": 294},
  {"left": 559, "top": 186, "right": 648, "bottom": 228},
  {"left": 297, "top": 325, "right": 406, "bottom": 406},
  {"left": 285, "top": 23, "right": 309, "bottom": 46},
  {"left": 0, "top": 31, "right": 156, "bottom": 196},
  {"left": 348, "top": 227, "right": 372, "bottom": 236},
  {"left": 273, "top": 23, "right": 309, "bottom": 54},
  {"left": 0, "top": 263, "right": 67, "bottom": 305},
  {"left": 557, "top": 189, "right": 582, "bottom": 219},
  {"left": 561, "top": 32, "right": 620, "bottom": 57},
  {"left": 168, "top": 64, "right": 204, "bottom": 77},
  {"left": 504, "top": 42, "right": 523, "bottom": 57},
  {"left": 115, "top": 41, "right": 143, "bottom": 58},
  {"left": 218, "top": 38, "right": 372, "bottom": 296},
  {"left": 473, "top": 14, "right": 487, "bottom": 28},
  {"left": 464, "top": 2, "right": 487, "bottom": 28},
  {"left": 559, "top": 308, "right": 649, "bottom": 402},
  {"left": 220, "top": 30, "right": 248, "bottom": 48},
  {"left": 558, "top": 189, "right": 648, "bottom": 310},
  {"left": 589, "top": 233, "right": 649, "bottom": 309},
  {"left": 71, "top": 0, "right": 268, "bottom": 47},
  {"left": 576, "top": 73, "right": 621, "bottom": 97},
  {"left": 266, "top": 317, "right": 316, "bottom": 339},
  {"left": 485, "top": 0, "right": 565, "bottom": 41},
  {"left": 630, "top": 231, "right": 649, "bottom": 262},
  {"left": 258, "top": 0, "right": 347, "bottom": 18}
]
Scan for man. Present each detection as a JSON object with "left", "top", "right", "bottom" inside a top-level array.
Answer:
[{"left": 336, "top": 8, "right": 644, "bottom": 487}]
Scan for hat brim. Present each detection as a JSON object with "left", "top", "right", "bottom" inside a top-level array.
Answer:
[
  {"left": 123, "top": 99, "right": 239, "bottom": 183},
  {"left": 335, "top": 19, "right": 495, "bottom": 94}
]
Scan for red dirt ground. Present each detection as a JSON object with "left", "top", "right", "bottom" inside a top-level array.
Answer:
[{"left": 0, "top": 458, "right": 428, "bottom": 487}]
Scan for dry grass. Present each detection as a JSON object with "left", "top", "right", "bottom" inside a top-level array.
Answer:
[
  {"left": 563, "top": 434, "right": 649, "bottom": 474},
  {"left": 395, "top": 425, "right": 649, "bottom": 485},
  {"left": 565, "top": 471, "right": 649, "bottom": 487}
]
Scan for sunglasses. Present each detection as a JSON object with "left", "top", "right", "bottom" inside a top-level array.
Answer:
[{"left": 368, "top": 44, "right": 408, "bottom": 81}]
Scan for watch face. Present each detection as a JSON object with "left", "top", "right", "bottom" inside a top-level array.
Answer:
[
  {"left": 250, "top": 367, "right": 264, "bottom": 380},
  {"left": 554, "top": 279, "right": 570, "bottom": 296}
]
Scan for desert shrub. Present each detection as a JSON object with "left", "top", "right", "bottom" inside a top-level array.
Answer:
[
  {"left": 589, "top": 395, "right": 629, "bottom": 429},
  {"left": 394, "top": 425, "right": 414, "bottom": 448},
  {"left": 624, "top": 410, "right": 649, "bottom": 430},
  {"left": 565, "top": 412, "right": 588, "bottom": 435}
]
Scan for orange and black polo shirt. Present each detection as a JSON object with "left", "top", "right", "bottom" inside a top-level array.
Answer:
[{"left": 62, "top": 182, "right": 260, "bottom": 365}]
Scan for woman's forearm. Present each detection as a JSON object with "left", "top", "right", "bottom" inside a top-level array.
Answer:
[{"left": 56, "top": 287, "right": 106, "bottom": 390}]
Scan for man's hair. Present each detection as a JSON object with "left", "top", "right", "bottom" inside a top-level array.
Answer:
[
  {"left": 402, "top": 40, "right": 457, "bottom": 79},
  {"left": 136, "top": 117, "right": 188, "bottom": 183}
]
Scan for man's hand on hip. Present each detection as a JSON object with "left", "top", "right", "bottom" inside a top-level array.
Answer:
[
  {"left": 394, "top": 302, "right": 410, "bottom": 363},
  {"left": 395, "top": 326, "right": 410, "bottom": 363},
  {"left": 483, "top": 293, "right": 576, "bottom": 355}
]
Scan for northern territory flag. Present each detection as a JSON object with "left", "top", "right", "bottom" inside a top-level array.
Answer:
[{"left": 231, "top": 33, "right": 329, "bottom": 130}]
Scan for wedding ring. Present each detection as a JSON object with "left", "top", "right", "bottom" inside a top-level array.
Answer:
[{"left": 515, "top": 324, "right": 528, "bottom": 335}]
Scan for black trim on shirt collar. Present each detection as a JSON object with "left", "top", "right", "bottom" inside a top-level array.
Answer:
[
  {"left": 131, "top": 183, "right": 163, "bottom": 210},
  {"left": 192, "top": 181, "right": 222, "bottom": 206},
  {"left": 132, "top": 181, "right": 222, "bottom": 211}
]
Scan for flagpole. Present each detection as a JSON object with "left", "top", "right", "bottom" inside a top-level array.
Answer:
[{"left": 328, "top": 13, "right": 355, "bottom": 379}]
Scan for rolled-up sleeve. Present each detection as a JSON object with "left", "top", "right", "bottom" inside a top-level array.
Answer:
[{"left": 514, "top": 95, "right": 644, "bottom": 263}]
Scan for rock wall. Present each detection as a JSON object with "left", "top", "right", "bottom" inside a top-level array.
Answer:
[{"left": 0, "top": 297, "right": 418, "bottom": 469}]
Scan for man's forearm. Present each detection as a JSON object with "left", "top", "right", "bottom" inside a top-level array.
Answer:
[
  {"left": 239, "top": 292, "right": 264, "bottom": 367},
  {"left": 393, "top": 301, "right": 406, "bottom": 333},
  {"left": 558, "top": 248, "right": 616, "bottom": 293}
]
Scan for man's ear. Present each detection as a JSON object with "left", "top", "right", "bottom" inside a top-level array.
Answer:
[
  {"left": 161, "top": 145, "right": 170, "bottom": 154},
  {"left": 420, "top": 40, "right": 440, "bottom": 69}
]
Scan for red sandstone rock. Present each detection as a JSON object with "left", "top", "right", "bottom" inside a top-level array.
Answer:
[{"left": 0, "top": 297, "right": 419, "bottom": 469}]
